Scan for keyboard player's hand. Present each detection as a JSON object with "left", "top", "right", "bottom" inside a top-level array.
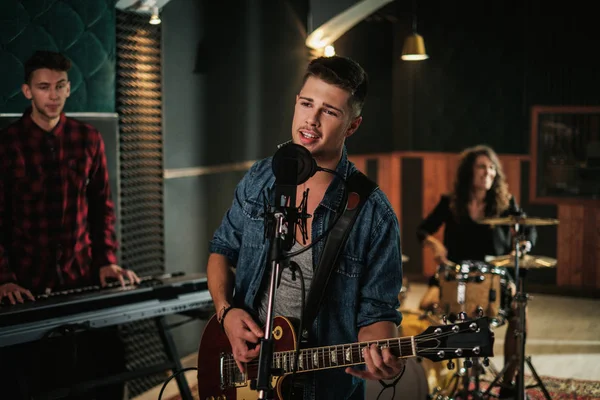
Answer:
[
  {"left": 99, "top": 264, "right": 141, "bottom": 287},
  {"left": 0, "top": 282, "right": 35, "bottom": 305}
]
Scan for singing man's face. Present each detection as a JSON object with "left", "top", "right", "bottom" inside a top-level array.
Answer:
[{"left": 291, "top": 76, "right": 362, "bottom": 164}]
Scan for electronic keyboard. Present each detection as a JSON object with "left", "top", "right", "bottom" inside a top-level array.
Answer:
[{"left": 0, "top": 272, "right": 212, "bottom": 347}]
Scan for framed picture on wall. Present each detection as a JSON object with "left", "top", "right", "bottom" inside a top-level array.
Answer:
[{"left": 530, "top": 105, "right": 600, "bottom": 204}]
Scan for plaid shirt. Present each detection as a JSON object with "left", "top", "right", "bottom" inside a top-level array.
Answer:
[{"left": 0, "top": 107, "right": 118, "bottom": 293}]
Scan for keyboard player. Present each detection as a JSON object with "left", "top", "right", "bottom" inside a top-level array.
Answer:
[{"left": 0, "top": 51, "right": 139, "bottom": 399}]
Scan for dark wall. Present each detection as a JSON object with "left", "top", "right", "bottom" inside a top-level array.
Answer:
[
  {"left": 335, "top": 19, "right": 395, "bottom": 155},
  {"left": 164, "top": 0, "right": 311, "bottom": 169},
  {"left": 393, "top": 1, "right": 600, "bottom": 153}
]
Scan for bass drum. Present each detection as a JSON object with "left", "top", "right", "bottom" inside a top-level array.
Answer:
[{"left": 365, "top": 309, "right": 454, "bottom": 399}]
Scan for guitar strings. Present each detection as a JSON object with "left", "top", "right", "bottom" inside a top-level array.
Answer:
[
  {"left": 218, "top": 323, "right": 488, "bottom": 374},
  {"left": 219, "top": 324, "right": 485, "bottom": 371}
]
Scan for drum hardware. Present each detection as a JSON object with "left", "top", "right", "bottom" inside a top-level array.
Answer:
[
  {"left": 437, "top": 310, "right": 491, "bottom": 400},
  {"left": 479, "top": 209, "right": 553, "bottom": 400}
]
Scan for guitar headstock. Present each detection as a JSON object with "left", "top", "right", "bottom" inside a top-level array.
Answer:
[{"left": 414, "top": 317, "right": 495, "bottom": 362}]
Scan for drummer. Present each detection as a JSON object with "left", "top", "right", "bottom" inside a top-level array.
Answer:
[{"left": 416, "top": 144, "right": 537, "bottom": 399}]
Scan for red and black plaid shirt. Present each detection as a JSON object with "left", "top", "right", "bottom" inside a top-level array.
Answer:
[{"left": 0, "top": 107, "right": 118, "bottom": 293}]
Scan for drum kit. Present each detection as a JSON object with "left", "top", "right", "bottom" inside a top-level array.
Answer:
[{"left": 394, "top": 212, "right": 558, "bottom": 400}]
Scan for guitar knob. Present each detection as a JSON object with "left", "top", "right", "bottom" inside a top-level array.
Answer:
[
  {"left": 483, "top": 357, "right": 490, "bottom": 367},
  {"left": 447, "top": 360, "right": 455, "bottom": 370}
]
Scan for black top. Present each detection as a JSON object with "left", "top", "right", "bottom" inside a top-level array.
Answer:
[{"left": 417, "top": 195, "right": 537, "bottom": 264}]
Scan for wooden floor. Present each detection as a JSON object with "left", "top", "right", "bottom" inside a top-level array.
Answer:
[{"left": 134, "top": 283, "right": 600, "bottom": 400}]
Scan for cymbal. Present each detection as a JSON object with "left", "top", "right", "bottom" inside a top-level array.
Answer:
[
  {"left": 402, "top": 254, "right": 409, "bottom": 262},
  {"left": 487, "top": 254, "right": 557, "bottom": 268},
  {"left": 478, "top": 216, "right": 559, "bottom": 226}
]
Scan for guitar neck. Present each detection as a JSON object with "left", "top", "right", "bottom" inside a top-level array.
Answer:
[{"left": 272, "top": 336, "right": 416, "bottom": 374}]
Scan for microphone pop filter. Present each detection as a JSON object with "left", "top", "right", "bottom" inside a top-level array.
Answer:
[{"left": 272, "top": 143, "right": 318, "bottom": 185}]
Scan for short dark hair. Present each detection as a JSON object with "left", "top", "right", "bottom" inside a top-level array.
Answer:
[
  {"left": 24, "top": 51, "right": 71, "bottom": 83},
  {"left": 302, "top": 56, "right": 368, "bottom": 118}
]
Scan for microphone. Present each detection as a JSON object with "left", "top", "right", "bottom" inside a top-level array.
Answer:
[
  {"left": 271, "top": 142, "right": 318, "bottom": 186},
  {"left": 266, "top": 143, "right": 317, "bottom": 251}
]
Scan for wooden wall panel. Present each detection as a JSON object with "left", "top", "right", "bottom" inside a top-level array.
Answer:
[
  {"left": 349, "top": 151, "right": 599, "bottom": 292},
  {"left": 445, "top": 154, "right": 460, "bottom": 192},
  {"left": 349, "top": 156, "right": 367, "bottom": 175},
  {"left": 582, "top": 206, "right": 600, "bottom": 289},
  {"left": 375, "top": 154, "right": 402, "bottom": 221},
  {"left": 595, "top": 209, "right": 600, "bottom": 290},
  {"left": 498, "top": 156, "right": 523, "bottom": 205},
  {"left": 421, "top": 155, "right": 453, "bottom": 277},
  {"left": 557, "top": 205, "right": 585, "bottom": 287}
]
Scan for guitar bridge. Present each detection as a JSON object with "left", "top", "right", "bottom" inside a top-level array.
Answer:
[{"left": 219, "top": 353, "right": 248, "bottom": 389}]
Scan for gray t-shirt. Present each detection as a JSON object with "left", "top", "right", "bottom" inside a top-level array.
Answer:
[{"left": 257, "top": 241, "right": 313, "bottom": 324}]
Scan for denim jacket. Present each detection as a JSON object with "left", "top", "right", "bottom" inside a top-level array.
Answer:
[{"left": 209, "top": 147, "right": 403, "bottom": 399}]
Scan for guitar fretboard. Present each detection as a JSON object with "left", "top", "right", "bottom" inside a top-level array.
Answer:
[{"left": 272, "top": 336, "right": 415, "bottom": 373}]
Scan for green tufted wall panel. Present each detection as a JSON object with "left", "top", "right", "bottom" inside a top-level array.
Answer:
[{"left": 0, "top": 0, "right": 117, "bottom": 113}]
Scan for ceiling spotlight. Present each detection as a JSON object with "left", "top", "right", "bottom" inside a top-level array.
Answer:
[
  {"left": 149, "top": 6, "right": 161, "bottom": 25},
  {"left": 324, "top": 45, "right": 335, "bottom": 57}
]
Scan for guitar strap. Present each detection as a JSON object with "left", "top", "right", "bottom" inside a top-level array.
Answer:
[{"left": 301, "top": 170, "right": 378, "bottom": 336}]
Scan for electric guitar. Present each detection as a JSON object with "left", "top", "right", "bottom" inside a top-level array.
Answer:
[{"left": 197, "top": 315, "right": 494, "bottom": 400}]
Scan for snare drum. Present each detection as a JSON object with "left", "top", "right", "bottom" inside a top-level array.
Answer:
[{"left": 437, "top": 260, "right": 510, "bottom": 327}]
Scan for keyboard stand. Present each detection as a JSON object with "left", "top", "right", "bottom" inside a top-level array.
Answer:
[{"left": 156, "top": 315, "right": 194, "bottom": 400}]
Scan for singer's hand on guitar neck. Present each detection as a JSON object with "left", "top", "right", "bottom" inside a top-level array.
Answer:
[
  {"left": 222, "top": 308, "right": 264, "bottom": 374},
  {"left": 345, "top": 322, "right": 407, "bottom": 381}
]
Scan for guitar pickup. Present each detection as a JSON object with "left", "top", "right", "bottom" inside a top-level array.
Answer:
[{"left": 219, "top": 353, "right": 248, "bottom": 389}]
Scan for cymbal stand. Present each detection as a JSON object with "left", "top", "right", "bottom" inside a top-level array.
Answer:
[
  {"left": 483, "top": 222, "right": 551, "bottom": 400},
  {"left": 441, "top": 310, "right": 491, "bottom": 400}
]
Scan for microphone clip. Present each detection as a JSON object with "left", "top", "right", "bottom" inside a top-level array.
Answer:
[{"left": 262, "top": 187, "right": 312, "bottom": 250}]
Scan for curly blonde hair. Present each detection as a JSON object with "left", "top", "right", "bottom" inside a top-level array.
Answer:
[{"left": 450, "top": 145, "right": 511, "bottom": 219}]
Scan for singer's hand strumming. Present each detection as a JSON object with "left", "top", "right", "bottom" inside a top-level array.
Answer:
[{"left": 222, "top": 308, "right": 264, "bottom": 374}]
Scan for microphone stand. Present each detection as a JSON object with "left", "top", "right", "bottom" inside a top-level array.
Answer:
[{"left": 254, "top": 186, "right": 310, "bottom": 400}]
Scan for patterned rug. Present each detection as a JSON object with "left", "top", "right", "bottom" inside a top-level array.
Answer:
[
  {"left": 167, "top": 374, "right": 600, "bottom": 400},
  {"left": 479, "top": 375, "right": 600, "bottom": 400}
]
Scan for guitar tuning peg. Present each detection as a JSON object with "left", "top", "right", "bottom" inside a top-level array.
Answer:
[
  {"left": 458, "top": 312, "right": 467, "bottom": 321},
  {"left": 476, "top": 306, "right": 484, "bottom": 317},
  {"left": 442, "top": 315, "right": 448, "bottom": 325},
  {"left": 463, "top": 357, "right": 473, "bottom": 368},
  {"left": 483, "top": 357, "right": 490, "bottom": 367},
  {"left": 446, "top": 360, "right": 455, "bottom": 370}
]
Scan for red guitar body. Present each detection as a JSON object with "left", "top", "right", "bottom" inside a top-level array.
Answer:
[{"left": 197, "top": 315, "right": 297, "bottom": 400}]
